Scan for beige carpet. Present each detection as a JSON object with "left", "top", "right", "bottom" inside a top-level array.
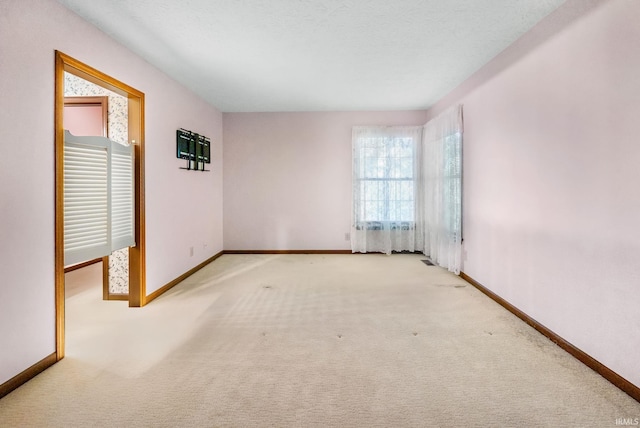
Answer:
[{"left": 0, "top": 254, "right": 638, "bottom": 427}]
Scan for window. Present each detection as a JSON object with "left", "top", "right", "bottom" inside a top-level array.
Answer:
[
  {"left": 352, "top": 126, "right": 422, "bottom": 232},
  {"left": 351, "top": 106, "right": 462, "bottom": 269},
  {"left": 422, "top": 104, "right": 463, "bottom": 273},
  {"left": 355, "top": 136, "right": 416, "bottom": 227},
  {"left": 442, "top": 132, "right": 462, "bottom": 236}
]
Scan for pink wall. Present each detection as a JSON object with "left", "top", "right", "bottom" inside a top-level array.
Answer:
[
  {"left": 0, "top": 0, "right": 223, "bottom": 385},
  {"left": 64, "top": 104, "right": 105, "bottom": 136},
  {"left": 3, "top": 0, "right": 637, "bottom": 395},
  {"left": 223, "top": 111, "right": 428, "bottom": 250},
  {"left": 429, "top": 0, "right": 640, "bottom": 387}
]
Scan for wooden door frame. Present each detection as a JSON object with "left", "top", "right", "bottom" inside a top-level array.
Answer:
[{"left": 55, "top": 51, "right": 146, "bottom": 361}]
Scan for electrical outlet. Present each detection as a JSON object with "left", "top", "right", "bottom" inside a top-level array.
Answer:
[
  {"left": 344, "top": 232, "right": 350, "bottom": 241},
  {"left": 190, "top": 246, "right": 194, "bottom": 257}
]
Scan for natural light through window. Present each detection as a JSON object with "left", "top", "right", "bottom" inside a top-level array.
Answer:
[
  {"left": 351, "top": 106, "right": 462, "bottom": 271},
  {"left": 355, "top": 136, "right": 416, "bottom": 223}
]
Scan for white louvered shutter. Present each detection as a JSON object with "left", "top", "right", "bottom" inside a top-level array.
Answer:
[
  {"left": 63, "top": 131, "right": 135, "bottom": 267},
  {"left": 64, "top": 131, "right": 111, "bottom": 266},
  {"left": 111, "top": 142, "right": 135, "bottom": 250}
]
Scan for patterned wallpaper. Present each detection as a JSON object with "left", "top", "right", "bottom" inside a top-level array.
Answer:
[{"left": 64, "top": 72, "right": 129, "bottom": 295}]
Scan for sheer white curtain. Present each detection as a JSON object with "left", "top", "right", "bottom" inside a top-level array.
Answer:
[
  {"left": 351, "top": 126, "right": 423, "bottom": 254},
  {"left": 421, "top": 105, "right": 463, "bottom": 274}
]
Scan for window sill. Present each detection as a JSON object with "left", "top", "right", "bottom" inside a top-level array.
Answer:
[{"left": 355, "top": 221, "right": 416, "bottom": 231}]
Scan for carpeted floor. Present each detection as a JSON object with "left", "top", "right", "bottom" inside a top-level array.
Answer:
[{"left": 1, "top": 253, "right": 638, "bottom": 427}]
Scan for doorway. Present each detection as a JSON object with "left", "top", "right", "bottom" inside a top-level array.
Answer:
[
  {"left": 63, "top": 92, "right": 129, "bottom": 301},
  {"left": 54, "top": 51, "right": 146, "bottom": 360}
]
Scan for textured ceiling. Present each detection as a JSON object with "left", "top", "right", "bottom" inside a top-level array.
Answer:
[{"left": 56, "top": 0, "right": 566, "bottom": 112}]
